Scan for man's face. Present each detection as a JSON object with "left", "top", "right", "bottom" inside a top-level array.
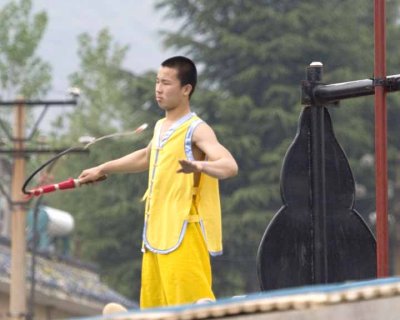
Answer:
[{"left": 155, "top": 66, "right": 190, "bottom": 110}]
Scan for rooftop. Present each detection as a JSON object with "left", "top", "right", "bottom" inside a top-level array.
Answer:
[{"left": 0, "top": 237, "right": 137, "bottom": 315}]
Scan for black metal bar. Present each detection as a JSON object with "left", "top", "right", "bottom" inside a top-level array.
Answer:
[
  {"left": 26, "top": 105, "right": 50, "bottom": 141},
  {"left": 0, "top": 100, "right": 78, "bottom": 106},
  {"left": 1, "top": 105, "right": 51, "bottom": 143},
  {"left": 0, "top": 117, "right": 13, "bottom": 141},
  {"left": 307, "top": 63, "right": 328, "bottom": 284},
  {"left": 0, "top": 98, "right": 78, "bottom": 143},
  {"left": 0, "top": 148, "right": 89, "bottom": 154},
  {"left": 315, "top": 79, "right": 374, "bottom": 103},
  {"left": 302, "top": 74, "right": 400, "bottom": 105},
  {"left": 311, "top": 106, "right": 328, "bottom": 283}
]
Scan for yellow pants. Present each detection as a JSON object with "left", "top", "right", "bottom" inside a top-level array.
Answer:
[{"left": 140, "top": 222, "right": 215, "bottom": 309}]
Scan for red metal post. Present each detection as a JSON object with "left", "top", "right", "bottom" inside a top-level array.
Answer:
[{"left": 374, "top": 0, "right": 389, "bottom": 277}]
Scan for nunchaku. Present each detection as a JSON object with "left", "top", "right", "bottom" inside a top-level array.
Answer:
[{"left": 23, "top": 123, "right": 148, "bottom": 198}]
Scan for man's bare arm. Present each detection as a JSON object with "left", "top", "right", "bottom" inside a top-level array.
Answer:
[
  {"left": 79, "top": 143, "right": 151, "bottom": 183},
  {"left": 177, "top": 123, "right": 238, "bottom": 179}
]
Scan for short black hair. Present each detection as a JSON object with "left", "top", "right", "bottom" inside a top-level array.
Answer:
[{"left": 161, "top": 56, "right": 197, "bottom": 98}]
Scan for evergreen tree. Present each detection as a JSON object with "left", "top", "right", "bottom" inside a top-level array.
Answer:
[
  {"left": 155, "top": 0, "right": 400, "bottom": 295},
  {"left": 48, "top": 0, "right": 400, "bottom": 301}
]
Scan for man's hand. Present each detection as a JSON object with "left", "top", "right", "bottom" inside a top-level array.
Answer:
[
  {"left": 78, "top": 166, "right": 107, "bottom": 184},
  {"left": 177, "top": 159, "right": 203, "bottom": 174}
]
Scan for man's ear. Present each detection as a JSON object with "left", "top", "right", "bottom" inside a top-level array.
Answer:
[{"left": 183, "top": 84, "right": 193, "bottom": 97}]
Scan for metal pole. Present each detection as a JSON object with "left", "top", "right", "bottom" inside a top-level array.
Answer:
[
  {"left": 374, "top": 0, "right": 389, "bottom": 277},
  {"left": 0, "top": 96, "right": 79, "bottom": 319},
  {"left": 26, "top": 196, "right": 43, "bottom": 320},
  {"left": 307, "top": 62, "right": 328, "bottom": 283},
  {"left": 9, "top": 101, "right": 27, "bottom": 319}
]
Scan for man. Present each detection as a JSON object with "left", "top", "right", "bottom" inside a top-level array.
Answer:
[{"left": 79, "top": 56, "right": 238, "bottom": 309}]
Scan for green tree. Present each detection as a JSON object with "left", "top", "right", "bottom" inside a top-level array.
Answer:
[
  {"left": 0, "top": 0, "right": 51, "bottom": 99},
  {"left": 47, "top": 29, "right": 159, "bottom": 300},
  {"left": 0, "top": 0, "right": 52, "bottom": 164},
  {"left": 0, "top": 0, "right": 52, "bottom": 247},
  {"left": 156, "top": 0, "right": 400, "bottom": 296},
  {"left": 46, "top": 0, "right": 400, "bottom": 303}
]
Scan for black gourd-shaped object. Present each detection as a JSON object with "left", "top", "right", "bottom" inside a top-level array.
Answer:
[{"left": 257, "top": 106, "right": 376, "bottom": 290}]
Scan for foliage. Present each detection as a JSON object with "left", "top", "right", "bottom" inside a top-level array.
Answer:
[
  {"left": 0, "top": 0, "right": 51, "bottom": 99},
  {"left": 46, "top": 29, "right": 160, "bottom": 300},
  {"left": 156, "top": 0, "right": 400, "bottom": 296},
  {"left": 46, "top": 0, "right": 400, "bottom": 303},
  {"left": 0, "top": 0, "right": 52, "bottom": 163}
]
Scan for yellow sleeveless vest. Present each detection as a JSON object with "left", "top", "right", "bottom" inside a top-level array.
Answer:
[{"left": 142, "top": 112, "right": 222, "bottom": 256}]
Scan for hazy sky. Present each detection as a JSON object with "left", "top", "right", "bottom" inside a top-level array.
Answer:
[
  {"left": 0, "top": 1, "right": 182, "bottom": 129},
  {"left": 28, "top": 0, "right": 179, "bottom": 95}
]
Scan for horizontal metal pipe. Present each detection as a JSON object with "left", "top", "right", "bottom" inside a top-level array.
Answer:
[
  {"left": 312, "top": 74, "right": 400, "bottom": 104},
  {"left": 0, "top": 100, "right": 78, "bottom": 106},
  {"left": 0, "top": 148, "right": 88, "bottom": 154}
]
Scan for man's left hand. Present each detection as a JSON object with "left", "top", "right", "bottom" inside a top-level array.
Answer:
[{"left": 177, "top": 159, "right": 203, "bottom": 174}]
